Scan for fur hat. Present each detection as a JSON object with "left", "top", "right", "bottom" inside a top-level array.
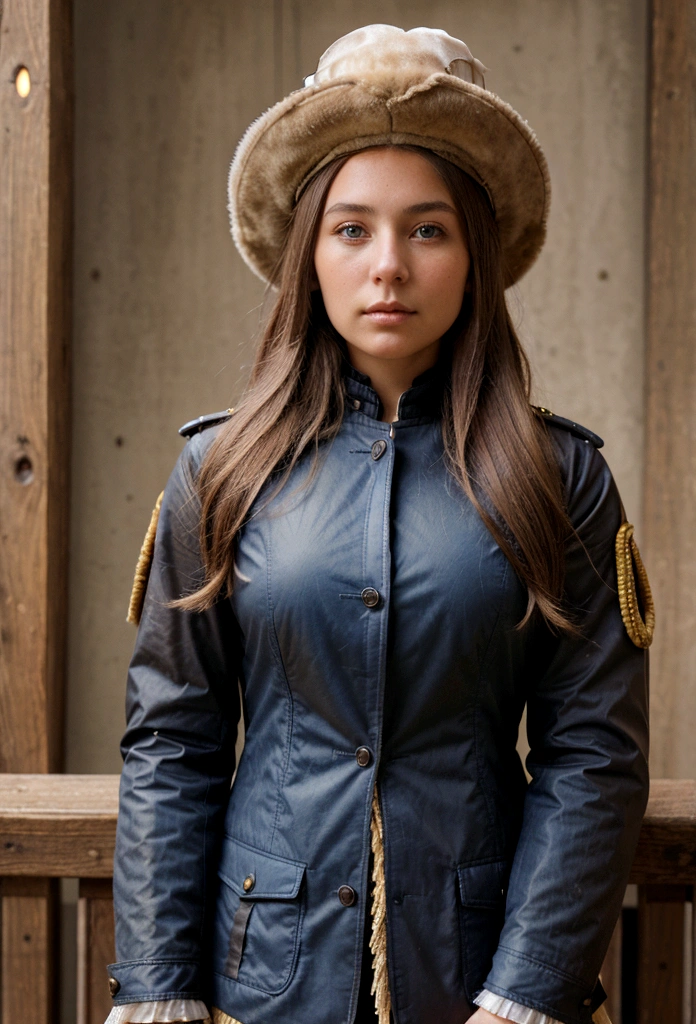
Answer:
[{"left": 227, "top": 24, "right": 550, "bottom": 288}]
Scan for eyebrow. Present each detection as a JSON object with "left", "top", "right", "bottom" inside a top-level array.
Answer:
[{"left": 324, "top": 201, "right": 457, "bottom": 217}]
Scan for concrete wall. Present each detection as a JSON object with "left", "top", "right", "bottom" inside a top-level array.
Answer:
[{"left": 67, "top": 0, "right": 648, "bottom": 775}]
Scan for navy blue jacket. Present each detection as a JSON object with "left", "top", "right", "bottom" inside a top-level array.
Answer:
[{"left": 110, "top": 366, "right": 649, "bottom": 1024}]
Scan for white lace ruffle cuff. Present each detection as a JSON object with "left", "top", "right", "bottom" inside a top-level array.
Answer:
[
  {"left": 103, "top": 1000, "right": 211, "bottom": 1023},
  {"left": 475, "top": 989, "right": 562, "bottom": 1024},
  {"left": 103, "top": 989, "right": 562, "bottom": 1024}
]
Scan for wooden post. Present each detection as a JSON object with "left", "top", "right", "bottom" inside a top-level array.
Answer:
[
  {"left": 0, "top": 0, "right": 73, "bottom": 1014},
  {"left": 77, "top": 879, "right": 115, "bottom": 1024},
  {"left": 0, "top": 0, "right": 73, "bottom": 773},
  {"left": 0, "top": 877, "right": 59, "bottom": 1024},
  {"left": 637, "top": 885, "right": 688, "bottom": 1024},
  {"left": 643, "top": 0, "right": 696, "bottom": 777}
]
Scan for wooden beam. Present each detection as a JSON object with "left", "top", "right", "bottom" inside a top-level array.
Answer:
[
  {"left": 0, "top": 0, "right": 74, "bottom": 772},
  {"left": 0, "top": 774, "right": 119, "bottom": 877},
  {"left": 630, "top": 778, "right": 696, "bottom": 885},
  {"left": 643, "top": 0, "right": 696, "bottom": 778}
]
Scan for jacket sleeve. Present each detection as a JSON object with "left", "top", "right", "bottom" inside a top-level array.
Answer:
[
  {"left": 108, "top": 434, "right": 242, "bottom": 1004},
  {"left": 484, "top": 435, "right": 650, "bottom": 1024}
]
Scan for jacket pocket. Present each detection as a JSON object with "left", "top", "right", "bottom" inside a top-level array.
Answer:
[
  {"left": 214, "top": 836, "right": 307, "bottom": 996},
  {"left": 456, "top": 858, "right": 508, "bottom": 1002}
]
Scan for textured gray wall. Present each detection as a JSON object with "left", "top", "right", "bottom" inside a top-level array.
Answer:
[{"left": 67, "top": 0, "right": 648, "bottom": 774}]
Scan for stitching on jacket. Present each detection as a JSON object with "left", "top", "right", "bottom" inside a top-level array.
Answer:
[
  {"left": 265, "top": 526, "right": 294, "bottom": 852},
  {"left": 496, "top": 944, "right": 589, "bottom": 987}
]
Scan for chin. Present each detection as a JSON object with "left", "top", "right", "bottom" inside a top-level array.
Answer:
[{"left": 352, "top": 334, "right": 428, "bottom": 360}]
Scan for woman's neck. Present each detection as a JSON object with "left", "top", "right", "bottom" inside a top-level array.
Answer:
[{"left": 345, "top": 340, "right": 440, "bottom": 422}]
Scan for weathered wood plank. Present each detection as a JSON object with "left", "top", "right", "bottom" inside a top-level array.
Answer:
[
  {"left": 0, "top": 774, "right": 119, "bottom": 876},
  {"left": 77, "top": 879, "right": 115, "bottom": 1024},
  {"left": 0, "top": 878, "right": 58, "bottom": 1024},
  {"left": 0, "top": 0, "right": 74, "bottom": 773},
  {"left": 630, "top": 779, "right": 696, "bottom": 885},
  {"left": 637, "top": 885, "right": 687, "bottom": 1024},
  {"left": 643, "top": 0, "right": 696, "bottom": 779}
]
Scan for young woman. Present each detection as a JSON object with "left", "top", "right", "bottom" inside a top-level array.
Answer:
[{"left": 106, "top": 24, "right": 652, "bottom": 1024}]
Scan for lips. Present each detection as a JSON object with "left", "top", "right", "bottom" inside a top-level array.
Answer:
[{"left": 364, "top": 302, "right": 415, "bottom": 325}]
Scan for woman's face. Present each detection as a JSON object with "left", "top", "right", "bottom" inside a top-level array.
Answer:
[{"left": 313, "top": 147, "right": 470, "bottom": 371}]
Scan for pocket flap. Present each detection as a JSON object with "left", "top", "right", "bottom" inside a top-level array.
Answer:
[
  {"left": 457, "top": 858, "right": 507, "bottom": 909},
  {"left": 219, "top": 836, "right": 306, "bottom": 899}
]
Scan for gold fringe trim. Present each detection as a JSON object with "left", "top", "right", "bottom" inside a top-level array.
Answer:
[
  {"left": 126, "top": 491, "right": 164, "bottom": 626},
  {"left": 615, "top": 522, "right": 655, "bottom": 648},
  {"left": 370, "top": 786, "right": 391, "bottom": 1024},
  {"left": 211, "top": 1009, "right": 245, "bottom": 1024},
  {"left": 593, "top": 1004, "right": 613, "bottom": 1024}
]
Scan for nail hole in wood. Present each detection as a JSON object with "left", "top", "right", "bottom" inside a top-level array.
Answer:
[{"left": 14, "top": 456, "right": 33, "bottom": 484}]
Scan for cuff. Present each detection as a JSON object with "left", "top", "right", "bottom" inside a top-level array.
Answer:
[
  {"left": 104, "top": 1000, "right": 210, "bottom": 1023},
  {"left": 485, "top": 946, "right": 606, "bottom": 1024},
  {"left": 475, "top": 989, "right": 562, "bottom": 1024},
  {"left": 107, "top": 961, "right": 203, "bottom": 1004}
]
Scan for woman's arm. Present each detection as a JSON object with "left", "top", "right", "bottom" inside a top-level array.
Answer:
[
  {"left": 107, "top": 433, "right": 242, "bottom": 1007},
  {"left": 483, "top": 435, "right": 649, "bottom": 1023}
]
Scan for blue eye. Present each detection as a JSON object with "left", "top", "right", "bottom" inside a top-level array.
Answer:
[
  {"left": 341, "top": 224, "right": 364, "bottom": 238},
  {"left": 415, "top": 224, "right": 440, "bottom": 239}
]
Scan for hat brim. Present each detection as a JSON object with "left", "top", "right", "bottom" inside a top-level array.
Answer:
[{"left": 228, "top": 74, "right": 550, "bottom": 288}]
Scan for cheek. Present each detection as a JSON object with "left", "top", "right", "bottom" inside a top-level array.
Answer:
[{"left": 421, "top": 257, "right": 468, "bottom": 319}]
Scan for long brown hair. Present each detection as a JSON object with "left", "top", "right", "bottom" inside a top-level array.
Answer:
[{"left": 178, "top": 146, "right": 572, "bottom": 631}]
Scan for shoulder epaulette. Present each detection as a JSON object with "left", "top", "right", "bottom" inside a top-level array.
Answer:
[
  {"left": 178, "top": 409, "right": 234, "bottom": 439},
  {"left": 533, "top": 406, "right": 604, "bottom": 449}
]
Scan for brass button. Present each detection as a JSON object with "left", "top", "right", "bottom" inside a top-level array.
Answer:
[
  {"left": 583, "top": 999, "right": 592, "bottom": 1007},
  {"left": 355, "top": 746, "right": 372, "bottom": 767},
  {"left": 351, "top": 398, "right": 361, "bottom": 410},
  {"left": 371, "top": 440, "right": 387, "bottom": 461},
  {"left": 243, "top": 873, "right": 256, "bottom": 893},
  {"left": 108, "top": 976, "right": 120, "bottom": 997},
  {"left": 338, "top": 884, "right": 357, "bottom": 906},
  {"left": 361, "top": 587, "right": 380, "bottom": 608}
]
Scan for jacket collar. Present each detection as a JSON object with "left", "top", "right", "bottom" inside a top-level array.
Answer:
[{"left": 343, "top": 360, "right": 446, "bottom": 423}]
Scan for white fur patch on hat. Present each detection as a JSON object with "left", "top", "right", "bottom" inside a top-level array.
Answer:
[{"left": 228, "top": 24, "right": 550, "bottom": 288}]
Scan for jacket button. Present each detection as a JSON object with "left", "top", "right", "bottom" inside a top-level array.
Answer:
[
  {"left": 361, "top": 587, "right": 380, "bottom": 608},
  {"left": 355, "top": 746, "right": 372, "bottom": 767},
  {"left": 351, "top": 398, "right": 361, "bottom": 410},
  {"left": 108, "top": 976, "right": 120, "bottom": 997},
  {"left": 338, "top": 884, "right": 357, "bottom": 906},
  {"left": 583, "top": 999, "right": 592, "bottom": 1007},
  {"left": 371, "top": 440, "right": 387, "bottom": 461},
  {"left": 243, "top": 874, "right": 255, "bottom": 893}
]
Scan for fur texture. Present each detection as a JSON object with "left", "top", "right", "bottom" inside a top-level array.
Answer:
[{"left": 227, "top": 26, "right": 550, "bottom": 288}]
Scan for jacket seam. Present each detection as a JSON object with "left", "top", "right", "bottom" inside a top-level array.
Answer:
[
  {"left": 496, "top": 944, "right": 589, "bottom": 987},
  {"left": 473, "top": 556, "right": 510, "bottom": 852},
  {"left": 265, "top": 528, "right": 294, "bottom": 851},
  {"left": 113, "top": 992, "right": 203, "bottom": 1005}
]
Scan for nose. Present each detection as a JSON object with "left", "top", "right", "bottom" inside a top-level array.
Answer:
[{"left": 371, "top": 230, "right": 409, "bottom": 286}]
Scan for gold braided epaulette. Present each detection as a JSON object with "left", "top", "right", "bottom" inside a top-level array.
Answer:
[
  {"left": 126, "top": 491, "right": 164, "bottom": 626},
  {"left": 615, "top": 522, "right": 654, "bottom": 648}
]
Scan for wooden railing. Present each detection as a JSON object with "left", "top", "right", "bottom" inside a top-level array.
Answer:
[{"left": 0, "top": 776, "right": 695, "bottom": 1024}]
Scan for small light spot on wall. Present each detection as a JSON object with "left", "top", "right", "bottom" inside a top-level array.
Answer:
[{"left": 15, "top": 67, "right": 31, "bottom": 99}]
